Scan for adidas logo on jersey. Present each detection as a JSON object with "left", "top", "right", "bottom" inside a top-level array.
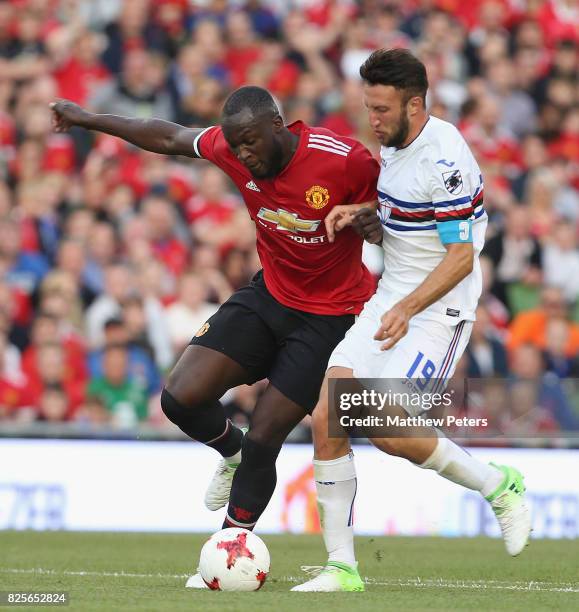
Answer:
[{"left": 246, "top": 180, "right": 260, "bottom": 192}]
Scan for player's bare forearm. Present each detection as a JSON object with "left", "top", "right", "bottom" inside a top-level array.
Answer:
[
  {"left": 399, "top": 242, "right": 474, "bottom": 317},
  {"left": 350, "top": 200, "right": 378, "bottom": 212},
  {"left": 50, "top": 100, "right": 201, "bottom": 157},
  {"left": 84, "top": 114, "right": 195, "bottom": 155},
  {"left": 374, "top": 242, "right": 473, "bottom": 350}
]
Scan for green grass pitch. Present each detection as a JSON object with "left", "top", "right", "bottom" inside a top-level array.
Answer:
[{"left": 1, "top": 531, "right": 578, "bottom": 611}]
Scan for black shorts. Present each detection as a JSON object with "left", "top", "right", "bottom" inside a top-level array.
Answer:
[{"left": 189, "top": 271, "right": 355, "bottom": 413}]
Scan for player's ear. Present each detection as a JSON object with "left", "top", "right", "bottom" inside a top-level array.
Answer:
[
  {"left": 272, "top": 115, "right": 284, "bottom": 132},
  {"left": 408, "top": 96, "right": 422, "bottom": 116}
]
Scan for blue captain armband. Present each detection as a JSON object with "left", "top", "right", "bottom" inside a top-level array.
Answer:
[{"left": 436, "top": 219, "right": 473, "bottom": 244}]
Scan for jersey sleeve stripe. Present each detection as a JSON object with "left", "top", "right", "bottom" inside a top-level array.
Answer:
[
  {"left": 307, "top": 143, "right": 348, "bottom": 156},
  {"left": 378, "top": 189, "right": 432, "bottom": 209},
  {"left": 433, "top": 195, "right": 472, "bottom": 208},
  {"left": 390, "top": 209, "right": 434, "bottom": 220},
  {"left": 308, "top": 134, "right": 351, "bottom": 152},
  {"left": 385, "top": 221, "right": 437, "bottom": 231},
  {"left": 192, "top": 125, "right": 216, "bottom": 158},
  {"left": 435, "top": 208, "right": 474, "bottom": 221},
  {"left": 435, "top": 201, "right": 473, "bottom": 214}
]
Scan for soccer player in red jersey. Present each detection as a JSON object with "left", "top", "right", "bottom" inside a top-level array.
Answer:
[{"left": 50, "top": 87, "right": 380, "bottom": 581}]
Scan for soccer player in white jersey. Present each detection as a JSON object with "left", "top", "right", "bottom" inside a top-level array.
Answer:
[{"left": 293, "top": 49, "right": 532, "bottom": 593}]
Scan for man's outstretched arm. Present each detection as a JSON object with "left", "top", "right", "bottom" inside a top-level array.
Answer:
[{"left": 50, "top": 100, "right": 206, "bottom": 158}]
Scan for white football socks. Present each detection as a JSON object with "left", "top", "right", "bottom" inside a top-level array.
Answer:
[
  {"left": 420, "top": 435, "right": 504, "bottom": 496},
  {"left": 313, "top": 452, "right": 357, "bottom": 567}
]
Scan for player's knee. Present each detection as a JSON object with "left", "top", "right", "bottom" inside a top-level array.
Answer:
[
  {"left": 164, "top": 369, "right": 211, "bottom": 410},
  {"left": 312, "top": 399, "right": 348, "bottom": 459},
  {"left": 311, "top": 400, "right": 328, "bottom": 440},
  {"left": 245, "top": 416, "right": 286, "bottom": 450},
  {"left": 370, "top": 437, "right": 406, "bottom": 457},
  {"left": 241, "top": 434, "right": 280, "bottom": 469},
  {"left": 160, "top": 387, "right": 188, "bottom": 423}
]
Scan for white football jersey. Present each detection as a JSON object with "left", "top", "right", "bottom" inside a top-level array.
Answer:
[{"left": 376, "top": 115, "right": 487, "bottom": 324}]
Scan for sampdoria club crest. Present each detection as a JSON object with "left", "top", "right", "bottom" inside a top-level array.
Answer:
[{"left": 442, "top": 170, "right": 463, "bottom": 195}]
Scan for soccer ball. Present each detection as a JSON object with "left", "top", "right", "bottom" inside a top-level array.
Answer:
[{"left": 198, "top": 528, "right": 270, "bottom": 591}]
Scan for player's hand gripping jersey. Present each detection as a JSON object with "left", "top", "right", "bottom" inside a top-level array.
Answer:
[
  {"left": 376, "top": 115, "right": 487, "bottom": 323},
  {"left": 193, "top": 121, "right": 380, "bottom": 315}
]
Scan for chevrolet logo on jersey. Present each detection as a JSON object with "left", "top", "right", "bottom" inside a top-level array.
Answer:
[{"left": 257, "top": 207, "right": 321, "bottom": 234}]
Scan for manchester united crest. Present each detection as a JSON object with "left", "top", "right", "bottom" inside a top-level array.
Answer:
[
  {"left": 195, "top": 322, "right": 210, "bottom": 337},
  {"left": 305, "top": 185, "right": 330, "bottom": 210}
]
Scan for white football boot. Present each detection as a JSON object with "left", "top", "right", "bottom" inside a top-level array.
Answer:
[
  {"left": 204, "top": 427, "right": 247, "bottom": 511},
  {"left": 185, "top": 569, "right": 207, "bottom": 589},
  {"left": 486, "top": 463, "right": 532, "bottom": 556}
]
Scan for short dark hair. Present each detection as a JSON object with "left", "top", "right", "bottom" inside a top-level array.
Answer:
[
  {"left": 104, "top": 316, "right": 124, "bottom": 330},
  {"left": 222, "top": 86, "right": 279, "bottom": 120},
  {"left": 360, "top": 48, "right": 428, "bottom": 103}
]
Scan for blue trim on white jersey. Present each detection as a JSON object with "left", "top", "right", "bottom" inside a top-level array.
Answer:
[
  {"left": 384, "top": 206, "right": 486, "bottom": 232},
  {"left": 433, "top": 195, "right": 472, "bottom": 208},
  {"left": 378, "top": 189, "right": 432, "bottom": 209},
  {"left": 384, "top": 221, "right": 437, "bottom": 231}
]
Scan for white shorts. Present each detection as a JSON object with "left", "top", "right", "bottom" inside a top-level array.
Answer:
[{"left": 328, "top": 293, "right": 472, "bottom": 417}]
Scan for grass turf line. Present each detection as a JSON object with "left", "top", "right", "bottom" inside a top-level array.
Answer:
[{"left": 0, "top": 532, "right": 578, "bottom": 611}]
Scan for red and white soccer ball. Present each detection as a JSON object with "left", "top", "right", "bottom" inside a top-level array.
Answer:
[{"left": 199, "top": 528, "right": 270, "bottom": 591}]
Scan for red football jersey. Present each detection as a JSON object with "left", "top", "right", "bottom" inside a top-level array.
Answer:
[{"left": 195, "top": 121, "right": 379, "bottom": 315}]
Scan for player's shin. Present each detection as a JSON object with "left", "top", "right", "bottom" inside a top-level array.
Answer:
[
  {"left": 314, "top": 452, "right": 357, "bottom": 566},
  {"left": 223, "top": 436, "right": 280, "bottom": 529},
  {"left": 160, "top": 388, "right": 243, "bottom": 458},
  {"left": 419, "top": 433, "right": 503, "bottom": 495}
]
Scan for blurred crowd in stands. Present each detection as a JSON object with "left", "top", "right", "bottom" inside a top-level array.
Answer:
[{"left": 0, "top": 0, "right": 577, "bottom": 441}]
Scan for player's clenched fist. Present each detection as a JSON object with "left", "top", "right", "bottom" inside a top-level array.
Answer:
[
  {"left": 49, "top": 100, "right": 91, "bottom": 132},
  {"left": 351, "top": 208, "right": 382, "bottom": 245},
  {"left": 374, "top": 301, "right": 412, "bottom": 350}
]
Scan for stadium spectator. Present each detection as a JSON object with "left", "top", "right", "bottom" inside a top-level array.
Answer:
[
  {"left": 484, "top": 56, "right": 537, "bottom": 139},
  {"left": 39, "top": 270, "right": 86, "bottom": 336},
  {"left": 543, "top": 219, "right": 579, "bottom": 302},
  {"left": 320, "top": 79, "right": 365, "bottom": 139},
  {"left": 482, "top": 205, "right": 543, "bottom": 311},
  {"left": 75, "top": 394, "right": 111, "bottom": 428},
  {"left": 0, "top": 215, "right": 49, "bottom": 296},
  {"left": 27, "top": 342, "right": 85, "bottom": 418},
  {"left": 543, "top": 318, "right": 579, "bottom": 378},
  {"left": 141, "top": 193, "right": 189, "bottom": 277},
  {"left": 22, "top": 311, "right": 88, "bottom": 391},
  {"left": 101, "top": 0, "right": 166, "bottom": 74},
  {"left": 90, "top": 48, "right": 173, "bottom": 120},
  {"left": 52, "top": 29, "right": 111, "bottom": 106},
  {"left": 84, "top": 221, "right": 119, "bottom": 295},
  {"left": 466, "top": 305, "right": 509, "bottom": 377},
  {"left": 165, "top": 272, "right": 218, "bottom": 353},
  {"left": 507, "top": 287, "right": 579, "bottom": 359},
  {"left": 85, "top": 263, "right": 133, "bottom": 347},
  {"left": 87, "top": 316, "right": 161, "bottom": 396},
  {"left": 87, "top": 343, "right": 148, "bottom": 427},
  {"left": 508, "top": 343, "right": 578, "bottom": 432},
  {"left": 37, "top": 383, "right": 70, "bottom": 423},
  {"left": 54, "top": 238, "right": 97, "bottom": 307}
]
